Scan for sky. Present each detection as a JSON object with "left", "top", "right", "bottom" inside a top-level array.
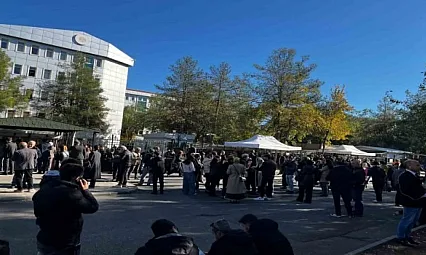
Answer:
[{"left": 1, "top": 0, "right": 425, "bottom": 110}]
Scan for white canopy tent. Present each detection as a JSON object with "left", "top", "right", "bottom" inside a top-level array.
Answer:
[
  {"left": 224, "top": 135, "right": 302, "bottom": 151},
  {"left": 323, "top": 145, "right": 376, "bottom": 157}
]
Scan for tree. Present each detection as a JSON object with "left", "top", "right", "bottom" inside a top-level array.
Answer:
[
  {"left": 0, "top": 50, "right": 29, "bottom": 113},
  {"left": 34, "top": 53, "right": 109, "bottom": 131},
  {"left": 253, "top": 48, "right": 322, "bottom": 143},
  {"left": 121, "top": 106, "right": 147, "bottom": 142},
  {"left": 316, "top": 85, "right": 353, "bottom": 150},
  {"left": 146, "top": 57, "right": 215, "bottom": 138}
]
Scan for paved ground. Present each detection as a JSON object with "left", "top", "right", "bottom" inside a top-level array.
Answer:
[{"left": 0, "top": 174, "right": 402, "bottom": 255}]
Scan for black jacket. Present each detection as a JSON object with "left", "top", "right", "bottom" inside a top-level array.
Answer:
[
  {"left": 300, "top": 165, "right": 315, "bottom": 186},
  {"left": 352, "top": 167, "right": 366, "bottom": 187},
  {"left": 135, "top": 233, "right": 199, "bottom": 255},
  {"left": 398, "top": 171, "right": 426, "bottom": 208},
  {"left": 249, "top": 219, "right": 294, "bottom": 255},
  {"left": 208, "top": 229, "right": 257, "bottom": 255},
  {"left": 260, "top": 160, "right": 277, "bottom": 179},
  {"left": 32, "top": 180, "right": 99, "bottom": 249},
  {"left": 327, "top": 165, "right": 353, "bottom": 190},
  {"left": 121, "top": 150, "right": 133, "bottom": 168},
  {"left": 69, "top": 145, "right": 86, "bottom": 161},
  {"left": 368, "top": 166, "right": 386, "bottom": 183}
]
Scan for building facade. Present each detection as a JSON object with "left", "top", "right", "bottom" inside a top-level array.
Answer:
[
  {"left": 0, "top": 24, "right": 134, "bottom": 144},
  {"left": 124, "top": 88, "right": 155, "bottom": 111}
]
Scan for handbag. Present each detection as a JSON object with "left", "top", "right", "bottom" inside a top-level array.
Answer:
[{"left": 234, "top": 165, "right": 246, "bottom": 182}]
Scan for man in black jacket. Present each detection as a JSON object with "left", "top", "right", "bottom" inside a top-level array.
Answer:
[
  {"left": 396, "top": 159, "right": 426, "bottom": 246},
  {"left": 135, "top": 219, "right": 202, "bottom": 255},
  {"left": 249, "top": 218, "right": 294, "bottom": 255},
  {"left": 208, "top": 219, "right": 257, "bottom": 255},
  {"left": 33, "top": 159, "right": 99, "bottom": 254},
  {"left": 3, "top": 137, "right": 17, "bottom": 175},
  {"left": 327, "top": 160, "right": 353, "bottom": 218},
  {"left": 257, "top": 154, "right": 277, "bottom": 201},
  {"left": 117, "top": 146, "right": 132, "bottom": 188},
  {"left": 151, "top": 151, "right": 165, "bottom": 194},
  {"left": 367, "top": 161, "right": 386, "bottom": 203}
]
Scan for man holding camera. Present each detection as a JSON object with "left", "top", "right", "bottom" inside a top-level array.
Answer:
[{"left": 33, "top": 158, "right": 99, "bottom": 255}]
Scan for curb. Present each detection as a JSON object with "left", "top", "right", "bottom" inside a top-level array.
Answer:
[{"left": 344, "top": 224, "right": 426, "bottom": 255}]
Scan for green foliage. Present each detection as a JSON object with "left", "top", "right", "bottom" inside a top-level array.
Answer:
[
  {"left": 0, "top": 50, "right": 29, "bottom": 112},
  {"left": 121, "top": 106, "right": 147, "bottom": 142},
  {"left": 34, "top": 53, "right": 108, "bottom": 131}
]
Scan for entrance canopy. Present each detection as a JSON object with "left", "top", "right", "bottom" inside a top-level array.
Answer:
[
  {"left": 0, "top": 117, "right": 86, "bottom": 132},
  {"left": 323, "top": 145, "right": 376, "bottom": 157},
  {"left": 224, "top": 135, "right": 302, "bottom": 151}
]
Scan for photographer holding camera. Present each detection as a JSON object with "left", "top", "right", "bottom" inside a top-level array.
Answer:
[{"left": 33, "top": 158, "right": 99, "bottom": 255}]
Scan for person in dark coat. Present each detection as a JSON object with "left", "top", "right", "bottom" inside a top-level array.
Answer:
[
  {"left": 296, "top": 160, "right": 315, "bottom": 204},
  {"left": 396, "top": 159, "right": 426, "bottom": 246},
  {"left": 351, "top": 159, "right": 366, "bottom": 217},
  {"left": 208, "top": 219, "right": 257, "bottom": 255},
  {"left": 69, "top": 140, "right": 86, "bottom": 165},
  {"left": 238, "top": 214, "right": 258, "bottom": 233},
  {"left": 135, "top": 219, "right": 202, "bottom": 255},
  {"left": 32, "top": 159, "right": 99, "bottom": 254},
  {"left": 151, "top": 151, "right": 165, "bottom": 195},
  {"left": 257, "top": 154, "right": 277, "bottom": 200},
  {"left": 88, "top": 145, "right": 102, "bottom": 188},
  {"left": 249, "top": 218, "right": 294, "bottom": 255},
  {"left": 117, "top": 146, "right": 132, "bottom": 187},
  {"left": 12, "top": 142, "right": 37, "bottom": 192},
  {"left": 208, "top": 154, "right": 221, "bottom": 196},
  {"left": 3, "top": 137, "right": 17, "bottom": 175},
  {"left": 367, "top": 161, "right": 386, "bottom": 203},
  {"left": 327, "top": 159, "right": 353, "bottom": 218}
]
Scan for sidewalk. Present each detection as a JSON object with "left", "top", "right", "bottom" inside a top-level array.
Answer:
[{"left": 0, "top": 173, "right": 139, "bottom": 202}]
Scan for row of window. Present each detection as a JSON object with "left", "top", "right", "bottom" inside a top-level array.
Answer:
[
  {"left": 0, "top": 38, "right": 103, "bottom": 67},
  {"left": 6, "top": 110, "right": 31, "bottom": 118},
  {"left": 13, "top": 63, "right": 64, "bottom": 80}
]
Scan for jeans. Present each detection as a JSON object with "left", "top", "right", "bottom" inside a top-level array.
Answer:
[
  {"left": 353, "top": 186, "right": 364, "bottom": 216},
  {"left": 139, "top": 166, "right": 152, "bottom": 185},
  {"left": 320, "top": 182, "right": 329, "bottom": 196},
  {"left": 117, "top": 166, "right": 131, "bottom": 186},
  {"left": 15, "top": 169, "right": 33, "bottom": 190},
  {"left": 152, "top": 171, "right": 164, "bottom": 194},
  {"left": 332, "top": 188, "right": 352, "bottom": 216},
  {"left": 183, "top": 172, "right": 195, "bottom": 195},
  {"left": 286, "top": 175, "right": 294, "bottom": 192},
  {"left": 373, "top": 181, "right": 384, "bottom": 202},
  {"left": 397, "top": 207, "right": 422, "bottom": 239},
  {"left": 259, "top": 177, "right": 274, "bottom": 198},
  {"left": 297, "top": 184, "right": 313, "bottom": 203},
  {"left": 245, "top": 170, "right": 256, "bottom": 193}
]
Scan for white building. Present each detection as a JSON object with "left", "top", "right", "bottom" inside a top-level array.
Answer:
[
  {"left": 0, "top": 24, "right": 134, "bottom": 144},
  {"left": 125, "top": 88, "right": 155, "bottom": 111}
]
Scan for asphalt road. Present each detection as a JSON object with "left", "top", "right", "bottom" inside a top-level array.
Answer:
[{"left": 0, "top": 176, "right": 401, "bottom": 255}]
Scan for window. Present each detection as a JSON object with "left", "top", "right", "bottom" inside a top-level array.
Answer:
[
  {"left": 31, "top": 46, "right": 39, "bottom": 55},
  {"left": 28, "top": 67, "right": 37, "bottom": 77},
  {"left": 43, "top": 69, "right": 52, "bottom": 79},
  {"left": 59, "top": 51, "right": 67, "bottom": 61},
  {"left": 57, "top": 71, "right": 65, "bottom": 78},
  {"left": 46, "top": 48, "right": 54, "bottom": 58},
  {"left": 1, "top": 39, "right": 8, "bottom": 49},
  {"left": 96, "top": 59, "right": 102, "bottom": 67},
  {"left": 40, "top": 91, "right": 48, "bottom": 101},
  {"left": 13, "top": 64, "right": 22, "bottom": 75},
  {"left": 23, "top": 111, "right": 30, "bottom": 118},
  {"left": 16, "top": 42, "right": 25, "bottom": 52},
  {"left": 85, "top": 56, "right": 94, "bottom": 69},
  {"left": 7, "top": 110, "right": 15, "bottom": 118}
]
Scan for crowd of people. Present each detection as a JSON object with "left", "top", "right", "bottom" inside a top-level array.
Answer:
[{"left": 1, "top": 136, "right": 426, "bottom": 253}]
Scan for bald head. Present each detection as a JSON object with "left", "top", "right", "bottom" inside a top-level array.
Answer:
[
  {"left": 19, "top": 142, "right": 28, "bottom": 149},
  {"left": 405, "top": 159, "right": 421, "bottom": 173}
]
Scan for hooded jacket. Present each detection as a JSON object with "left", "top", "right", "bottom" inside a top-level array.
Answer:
[
  {"left": 249, "top": 219, "right": 294, "bottom": 255},
  {"left": 208, "top": 229, "right": 257, "bottom": 255},
  {"left": 32, "top": 180, "right": 99, "bottom": 249},
  {"left": 135, "top": 233, "right": 200, "bottom": 255}
]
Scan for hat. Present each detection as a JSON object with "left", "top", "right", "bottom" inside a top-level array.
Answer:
[
  {"left": 151, "top": 219, "right": 177, "bottom": 237},
  {"left": 210, "top": 219, "right": 232, "bottom": 233},
  {"left": 238, "top": 214, "right": 258, "bottom": 225}
]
